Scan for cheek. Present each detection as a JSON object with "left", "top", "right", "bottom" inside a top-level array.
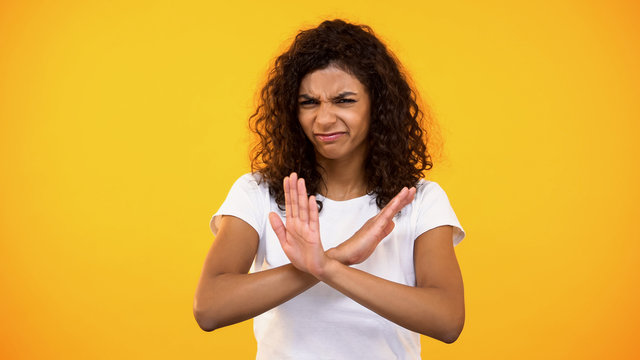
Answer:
[
  {"left": 342, "top": 108, "right": 369, "bottom": 133},
  {"left": 297, "top": 116, "right": 313, "bottom": 137}
]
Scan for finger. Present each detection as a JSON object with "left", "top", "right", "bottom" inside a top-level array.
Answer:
[
  {"left": 284, "top": 176, "right": 291, "bottom": 221},
  {"left": 382, "top": 220, "right": 395, "bottom": 237},
  {"left": 297, "top": 177, "right": 309, "bottom": 224},
  {"left": 397, "top": 187, "right": 416, "bottom": 208},
  {"left": 290, "top": 172, "right": 298, "bottom": 218},
  {"left": 308, "top": 195, "right": 319, "bottom": 233},
  {"left": 269, "top": 212, "right": 288, "bottom": 246},
  {"left": 396, "top": 186, "right": 416, "bottom": 208},
  {"left": 392, "top": 187, "right": 416, "bottom": 217},
  {"left": 405, "top": 187, "right": 417, "bottom": 205},
  {"left": 378, "top": 187, "right": 407, "bottom": 221}
]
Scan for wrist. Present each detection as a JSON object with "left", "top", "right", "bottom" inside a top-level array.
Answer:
[
  {"left": 326, "top": 246, "right": 351, "bottom": 265},
  {"left": 314, "top": 256, "right": 340, "bottom": 282}
]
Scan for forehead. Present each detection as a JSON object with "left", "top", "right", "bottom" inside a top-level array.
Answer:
[{"left": 298, "top": 65, "right": 366, "bottom": 95}]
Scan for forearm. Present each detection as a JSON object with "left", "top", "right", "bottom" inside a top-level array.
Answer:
[
  {"left": 194, "top": 262, "right": 316, "bottom": 331},
  {"left": 194, "top": 247, "right": 347, "bottom": 331},
  {"left": 317, "top": 259, "right": 465, "bottom": 343}
]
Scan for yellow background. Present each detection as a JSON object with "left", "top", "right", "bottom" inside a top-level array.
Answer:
[{"left": 1, "top": 0, "right": 639, "bottom": 358}]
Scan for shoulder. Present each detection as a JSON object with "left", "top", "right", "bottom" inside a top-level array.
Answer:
[
  {"left": 411, "top": 178, "right": 456, "bottom": 214},
  {"left": 211, "top": 172, "right": 271, "bottom": 236},
  {"left": 236, "top": 171, "right": 264, "bottom": 185},
  {"left": 231, "top": 172, "right": 270, "bottom": 193},
  {"left": 414, "top": 179, "right": 447, "bottom": 201},
  {"left": 221, "top": 172, "right": 272, "bottom": 208},
  {"left": 412, "top": 178, "right": 466, "bottom": 246}
]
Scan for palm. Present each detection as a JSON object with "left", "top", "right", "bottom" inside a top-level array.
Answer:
[
  {"left": 269, "top": 173, "right": 327, "bottom": 276},
  {"left": 339, "top": 186, "right": 416, "bottom": 265}
]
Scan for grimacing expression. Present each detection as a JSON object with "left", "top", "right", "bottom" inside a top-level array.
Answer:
[{"left": 297, "top": 65, "right": 371, "bottom": 163}]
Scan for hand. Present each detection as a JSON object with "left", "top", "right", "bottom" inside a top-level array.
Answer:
[
  {"left": 268, "top": 172, "right": 329, "bottom": 278},
  {"left": 334, "top": 186, "right": 416, "bottom": 265}
]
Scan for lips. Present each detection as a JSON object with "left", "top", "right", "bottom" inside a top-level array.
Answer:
[{"left": 315, "top": 132, "right": 346, "bottom": 142}]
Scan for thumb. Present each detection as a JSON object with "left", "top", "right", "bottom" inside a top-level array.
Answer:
[
  {"left": 382, "top": 221, "right": 395, "bottom": 238},
  {"left": 269, "top": 212, "right": 287, "bottom": 246}
]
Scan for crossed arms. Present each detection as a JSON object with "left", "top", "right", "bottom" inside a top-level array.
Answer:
[{"left": 193, "top": 173, "right": 465, "bottom": 343}]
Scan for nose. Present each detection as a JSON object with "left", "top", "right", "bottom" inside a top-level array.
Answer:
[{"left": 315, "top": 100, "right": 337, "bottom": 127}]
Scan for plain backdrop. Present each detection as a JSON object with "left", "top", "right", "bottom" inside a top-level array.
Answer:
[{"left": 1, "top": 0, "right": 639, "bottom": 359}]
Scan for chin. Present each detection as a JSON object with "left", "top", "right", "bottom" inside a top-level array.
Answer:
[{"left": 316, "top": 150, "right": 347, "bottom": 161}]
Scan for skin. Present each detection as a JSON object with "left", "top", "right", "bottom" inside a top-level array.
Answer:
[
  {"left": 297, "top": 64, "right": 370, "bottom": 199},
  {"left": 193, "top": 65, "right": 465, "bottom": 344}
]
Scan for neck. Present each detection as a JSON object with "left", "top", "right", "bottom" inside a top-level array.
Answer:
[{"left": 315, "top": 149, "right": 368, "bottom": 201}]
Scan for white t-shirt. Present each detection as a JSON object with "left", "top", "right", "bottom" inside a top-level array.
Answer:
[{"left": 210, "top": 172, "right": 465, "bottom": 360}]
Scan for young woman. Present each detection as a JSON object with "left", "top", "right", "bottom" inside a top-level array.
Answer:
[{"left": 194, "top": 19, "right": 466, "bottom": 359}]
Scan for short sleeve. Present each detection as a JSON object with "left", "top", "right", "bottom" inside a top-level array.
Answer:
[
  {"left": 209, "top": 173, "right": 266, "bottom": 237},
  {"left": 414, "top": 181, "right": 466, "bottom": 246}
]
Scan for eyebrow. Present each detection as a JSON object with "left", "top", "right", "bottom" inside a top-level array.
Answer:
[{"left": 298, "top": 91, "right": 357, "bottom": 100}]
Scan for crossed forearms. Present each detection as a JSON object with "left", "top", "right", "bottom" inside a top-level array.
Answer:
[
  {"left": 194, "top": 246, "right": 462, "bottom": 342},
  {"left": 316, "top": 258, "right": 465, "bottom": 343},
  {"left": 193, "top": 247, "right": 346, "bottom": 332}
]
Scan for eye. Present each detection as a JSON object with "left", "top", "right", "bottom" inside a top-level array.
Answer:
[
  {"left": 299, "top": 99, "right": 318, "bottom": 106},
  {"left": 336, "top": 98, "right": 356, "bottom": 104}
]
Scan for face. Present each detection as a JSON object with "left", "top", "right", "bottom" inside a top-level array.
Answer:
[{"left": 297, "top": 65, "right": 371, "bottom": 164}]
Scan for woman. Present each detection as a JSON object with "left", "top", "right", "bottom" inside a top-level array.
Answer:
[{"left": 194, "top": 19, "right": 466, "bottom": 359}]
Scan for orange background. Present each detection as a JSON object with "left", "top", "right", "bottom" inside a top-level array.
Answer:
[{"left": 1, "top": 0, "right": 639, "bottom": 359}]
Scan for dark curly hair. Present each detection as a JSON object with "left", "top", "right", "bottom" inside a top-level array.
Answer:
[{"left": 249, "top": 19, "right": 439, "bottom": 211}]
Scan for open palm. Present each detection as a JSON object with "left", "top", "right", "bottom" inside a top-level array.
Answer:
[
  {"left": 268, "top": 173, "right": 328, "bottom": 277},
  {"left": 338, "top": 186, "right": 416, "bottom": 265}
]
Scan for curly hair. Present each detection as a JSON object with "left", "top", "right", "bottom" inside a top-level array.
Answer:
[{"left": 249, "top": 18, "right": 438, "bottom": 211}]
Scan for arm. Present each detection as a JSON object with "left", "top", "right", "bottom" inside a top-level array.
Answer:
[
  {"left": 317, "top": 225, "right": 465, "bottom": 343},
  {"left": 193, "top": 174, "right": 418, "bottom": 332},
  {"left": 193, "top": 215, "right": 344, "bottom": 332},
  {"left": 276, "top": 173, "right": 465, "bottom": 343},
  {"left": 193, "top": 214, "right": 305, "bottom": 331}
]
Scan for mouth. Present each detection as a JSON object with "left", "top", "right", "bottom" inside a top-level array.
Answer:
[{"left": 314, "top": 132, "right": 346, "bottom": 142}]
